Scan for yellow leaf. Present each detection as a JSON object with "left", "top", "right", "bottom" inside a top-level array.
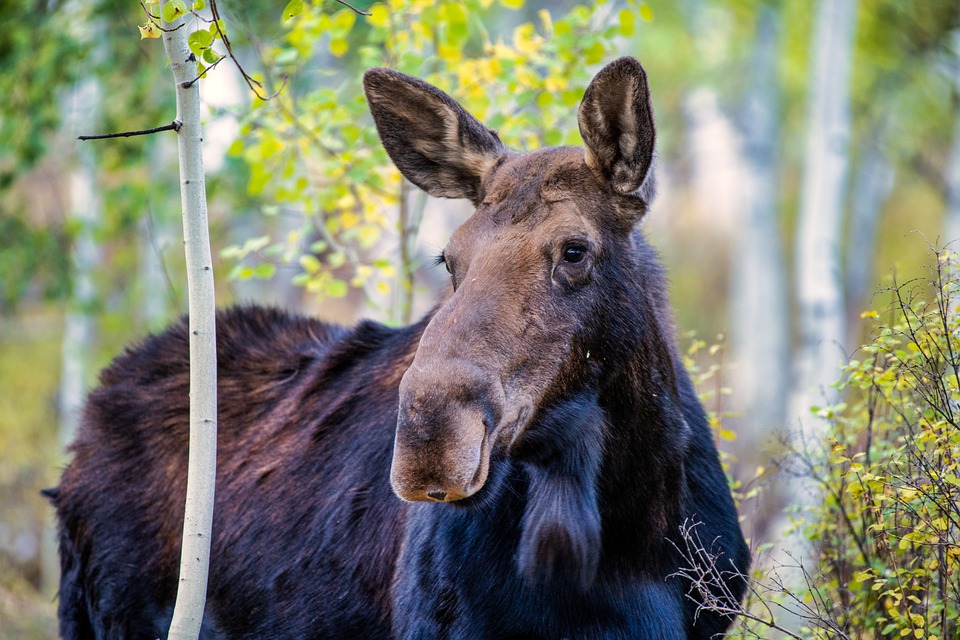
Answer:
[
  {"left": 330, "top": 37, "right": 349, "bottom": 57},
  {"left": 438, "top": 44, "right": 461, "bottom": 61},
  {"left": 139, "top": 22, "right": 161, "bottom": 39},
  {"left": 910, "top": 613, "right": 924, "bottom": 627},
  {"left": 545, "top": 75, "right": 567, "bottom": 92},
  {"left": 368, "top": 4, "right": 389, "bottom": 28},
  {"left": 639, "top": 3, "right": 653, "bottom": 21},
  {"left": 340, "top": 211, "right": 360, "bottom": 229},
  {"left": 538, "top": 9, "right": 553, "bottom": 36},
  {"left": 861, "top": 310, "right": 879, "bottom": 318},
  {"left": 513, "top": 22, "right": 542, "bottom": 56},
  {"left": 357, "top": 225, "right": 380, "bottom": 248},
  {"left": 618, "top": 8, "right": 636, "bottom": 36},
  {"left": 500, "top": 0, "right": 524, "bottom": 8}
]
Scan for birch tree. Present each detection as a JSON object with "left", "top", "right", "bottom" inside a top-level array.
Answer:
[
  {"left": 789, "top": 0, "right": 859, "bottom": 451},
  {"left": 772, "top": 0, "right": 859, "bottom": 615},
  {"left": 729, "top": 4, "right": 788, "bottom": 456},
  {"left": 159, "top": 2, "right": 218, "bottom": 637},
  {"left": 943, "top": 31, "right": 960, "bottom": 247},
  {"left": 844, "top": 125, "right": 893, "bottom": 339}
]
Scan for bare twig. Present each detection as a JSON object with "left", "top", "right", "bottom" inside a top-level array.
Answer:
[
  {"left": 334, "top": 0, "right": 372, "bottom": 16},
  {"left": 208, "top": 0, "right": 285, "bottom": 100},
  {"left": 139, "top": 1, "right": 186, "bottom": 32},
  {"left": 78, "top": 120, "right": 182, "bottom": 141},
  {"left": 182, "top": 54, "right": 227, "bottom": 88}
]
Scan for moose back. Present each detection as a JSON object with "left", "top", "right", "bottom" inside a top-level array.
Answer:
[{"left": 47, "top": 57, "right": 750, "bottom": 639}]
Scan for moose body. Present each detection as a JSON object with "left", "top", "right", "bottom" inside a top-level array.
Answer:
[{"left": 48, "top": 58, "right": 749, "bottom": 639}]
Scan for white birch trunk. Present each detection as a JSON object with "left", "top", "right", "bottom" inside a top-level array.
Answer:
[
  {"left": 844, "top": 129, "right": 893, "bottom": 337},
  {"left": 47, "top": 74, "right": 104, "bottom": 596},
  {"left": 943, "top": 32, "right": 960, "bottom": 247},
  {"left": 58, "top": 78, "right": 102, "bottom": 452},
  {"left": 730, "top": 5, "right": 788, "bottom": 452},
  {"left": 789, "top": 0, "right": 858, "bottom": 446},
  {"left": 772, "top": 0, "right": 858, "bottom": 620},
  {"left": 161, "top": 5, "right": 218, "bottom": 638}
]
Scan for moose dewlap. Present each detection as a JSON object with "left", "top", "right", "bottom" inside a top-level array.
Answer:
[{"left": 47, "top": 57, "right": 749, "bottom": 639}]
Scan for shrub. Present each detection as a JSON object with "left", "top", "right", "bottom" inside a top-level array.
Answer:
[{"left": 675, "top": 250, "right": 960, "bottom": 640}]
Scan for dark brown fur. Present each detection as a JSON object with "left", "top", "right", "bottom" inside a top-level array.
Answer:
[{"left": 47, "top": 58, "right": 749, "bottom": 639}]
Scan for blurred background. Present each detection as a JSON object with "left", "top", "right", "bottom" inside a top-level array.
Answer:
[{"left": 1, "top": 0, "right": 959, "bottom": 635}]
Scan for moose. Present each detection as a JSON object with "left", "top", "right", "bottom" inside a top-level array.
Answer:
[{"left": 46, "top": 57, "right": 749, "bottom": 639}]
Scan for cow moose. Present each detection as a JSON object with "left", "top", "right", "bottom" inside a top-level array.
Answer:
[{"left": 46, "top": 57, "right": 750, "bottom": 639}]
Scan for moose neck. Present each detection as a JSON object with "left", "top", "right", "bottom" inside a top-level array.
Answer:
[{"left": 594, "top": 234, "right": 691, "bottom": 567}]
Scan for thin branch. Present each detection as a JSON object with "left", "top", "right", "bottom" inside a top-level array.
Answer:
[
  {"left": 334, "top": 0, "right": 371, "bottom": 16},
  {"left": 182, "top": 54, "right": 227, "bottom": 88},
  {"left": 78, "top": 120, "right": 182, "bottom": 141},
  {"left": 139, "top": 1, "right": 186, "bottom": 32},
  {"left": 208, "top": 0, "right": 285, "bottom": 100}
]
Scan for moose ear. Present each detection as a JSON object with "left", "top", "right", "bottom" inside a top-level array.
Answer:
[
  {"left": 578, "top": 57, "right": 656, "bottom": 198},
  {"left": 364, "top": 68, "right": 506, "bottom": 203}
]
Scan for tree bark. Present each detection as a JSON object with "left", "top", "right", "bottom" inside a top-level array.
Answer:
[
  {"left": 47, "top": 73, "right": 105, "bottom": 597},
  {"left": 845, "top": 125, "right": 893, "bottom": 341},
  {"left": 161, "top": 5, "right": 218, "bottom": 639},
  {"left": 729, "top": 4, "right": 788, "bottom": 458},
  {"left": 773, "top": 0, "right": 859, "bottom": 626},
  {"left": 789, "top": 0, "right": 858, "bottom": 443},
  {"left": 943, "top": 32, "right": 960, "bottom": 247}
]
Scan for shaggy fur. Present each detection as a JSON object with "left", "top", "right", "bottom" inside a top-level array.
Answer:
[{"left": 47, "top": 58, "right": 749, "bottom": 639}]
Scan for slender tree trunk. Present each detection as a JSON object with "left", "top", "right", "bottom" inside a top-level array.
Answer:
[
  {"left": 789, "top": 0, "right": 858, "bottom": 445},
  {"left": 47, "top": 74, "right": 104, "bottom": 596},
  {"left": 729, "top": 4, "right": 788, "bottom": 458},
  {"left": 773, "top": 0, "right": 858, "bottom": 624},
  {"left": 943, "top": 33, "right": 960, "bottom": 246},
  {"left": 58, "top": 78, "right": 102, "bottom": 454},
  {"left": 161, "top": 5, "right": 218, "bottom": 639},
  {"left": 845, "top": 126, "right": 893, "bottom": 341}
]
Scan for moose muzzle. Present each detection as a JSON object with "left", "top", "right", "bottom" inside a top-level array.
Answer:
[{"left": 392, "top": 358, "right": 503, "bottom": 502}]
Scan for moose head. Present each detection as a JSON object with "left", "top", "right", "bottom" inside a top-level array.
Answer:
[{"left": 364, "top": 57, "right": 663, "bottom": 504}]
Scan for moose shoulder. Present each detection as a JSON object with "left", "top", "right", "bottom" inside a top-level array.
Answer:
[{"left": 47, "top": 57, "right": 749, "bottom": 639}]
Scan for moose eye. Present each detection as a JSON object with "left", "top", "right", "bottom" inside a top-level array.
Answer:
[
  {"left": 434, "top": 251, "right": 453, "bottom": 274},
  {"left": 563, "top": 246, "right": 587, "bottom": 264}
]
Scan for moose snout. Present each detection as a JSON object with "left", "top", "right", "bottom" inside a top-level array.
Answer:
[{"left": 391, "top": 359, "right": 503, "bottom": 502}]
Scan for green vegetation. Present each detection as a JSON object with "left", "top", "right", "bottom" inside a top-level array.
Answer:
[{"left": 798, "top": 253, "right": 960, "bottom": 638}]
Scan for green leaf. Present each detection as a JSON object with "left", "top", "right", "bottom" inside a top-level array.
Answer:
[
  {"left": 299, "top": 254, "right": 322, "bottom": 273},
  {"left": 326, "top": 278, "right": 348, "bottom": 298},
  {"left": 274, "top": 48, "right": 298, "bottom": 66},
  {"left": 251, "top": 263, "right": 277, "bottom": 280},
  {"left": 187, "top": 29, "right": 214, "bottom": 56},
  {"left": 282, "top": 0, "right": 303, "bottom": 21},
  {"left": 161, "top": 0, "right": 187, "bottom": 24}
]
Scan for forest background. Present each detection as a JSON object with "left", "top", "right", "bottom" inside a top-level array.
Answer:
[{"left": 1, "top": 0, "right": 959, "bottom": 637}]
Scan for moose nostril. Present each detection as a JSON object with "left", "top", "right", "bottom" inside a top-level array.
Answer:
[{"left": 427, "top": 490, "right": 447, "bottom": 501}]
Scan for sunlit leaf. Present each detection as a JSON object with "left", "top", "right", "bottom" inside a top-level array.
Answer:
[
  {"left": 139, "top": 22, "right": 161, "bottom": 39},
  {"left": 161, "top": 0, "right": 187, "bottom": 24},
  {"left": 282, "top": 0, "right": 303, "bottom": 21}
]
